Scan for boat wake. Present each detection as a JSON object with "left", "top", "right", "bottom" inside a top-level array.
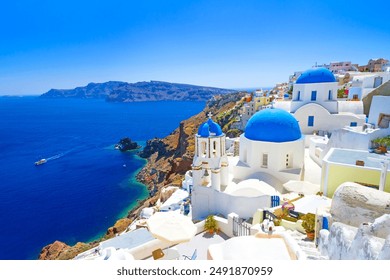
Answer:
[
  {"left": 46, "top": 148, "right": 76, "bottom": 161},
  {"left": 46, "top": 152, "right": 65, "bottom": 161},
  {"left": 36, "top": 148, "right": 76, "bottom": 166}
]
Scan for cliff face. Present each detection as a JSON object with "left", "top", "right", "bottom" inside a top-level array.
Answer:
[
  {"left": 38, "top": 91, "right": 245, "bottom": 259},
  {"left": 41, "top": 80, "right": 236, "bottom": 102},
  {"left": 135, "top": 92, "right": 245, "bottom": 196}
]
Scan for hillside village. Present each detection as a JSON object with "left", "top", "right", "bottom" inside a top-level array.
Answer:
[{"left": 41, "top": 58, "right": 390, "bottom": 261}]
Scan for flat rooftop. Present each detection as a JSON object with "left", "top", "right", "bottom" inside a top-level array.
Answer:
[
  {"left": 325, "top": 148, "right": 390, "bottom": 170},
  {"left": 208, "top": 235, "right": 296, "bottom": 260},
  {"left": 100, "top": 228, "right": 155, "bottom": 250}
]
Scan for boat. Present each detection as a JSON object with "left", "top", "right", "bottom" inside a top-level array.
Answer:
[{"left": 35, "top": 159, "right": 47, "bottom": 166}]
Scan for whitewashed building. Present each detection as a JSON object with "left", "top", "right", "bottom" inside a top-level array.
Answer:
[
  {"left": 274, "top": 67, "right": 366, "bottom": 136},
  {"left": 188, "top": 109, "right": 305, "bottom": 220}
]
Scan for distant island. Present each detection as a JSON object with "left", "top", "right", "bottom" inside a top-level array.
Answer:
[{"left": 40, "top": 81, "right": 237, "bottom": 102}]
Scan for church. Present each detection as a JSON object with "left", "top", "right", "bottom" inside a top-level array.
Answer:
[
  {"left": 275, "top": 67, "right": 366, "bottom": 135},
  {"left": 185, "top": 109, "right": 305, "bottom": 219}
]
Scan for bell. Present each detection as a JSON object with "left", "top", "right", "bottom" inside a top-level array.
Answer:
[{"left": 203, "top": 169, "right": 209, "bottom": 177}]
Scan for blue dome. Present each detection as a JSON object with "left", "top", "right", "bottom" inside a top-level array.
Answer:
[
  {"left": 296, "top": 67, "right": 336, "bottom": 84},
  {"left": 197, "top": 118, "right": 223, "bottom": 137},
  {"left": 245, "top": 108, "right": 301, "bottom": 142}
]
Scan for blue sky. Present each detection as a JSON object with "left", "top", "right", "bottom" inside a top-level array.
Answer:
[{"left": 1, "top": 0, "right": 389, "bottom": 95}]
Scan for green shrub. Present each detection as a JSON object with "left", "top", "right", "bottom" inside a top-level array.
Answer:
[
  {"left": 204, "top": 215, "right": 218, "bottom": 233},
  {"left": 301, "top": 213, "right": 315, "bottom": 233}
]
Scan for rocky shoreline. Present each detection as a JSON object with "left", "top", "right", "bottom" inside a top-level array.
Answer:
[{"left": 38, "top": 92, "right": 245, "bottom": 260}]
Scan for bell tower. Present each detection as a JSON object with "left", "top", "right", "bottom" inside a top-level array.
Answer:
[{"left": 192, "top": 113, "right": 229, "bottom": 191}]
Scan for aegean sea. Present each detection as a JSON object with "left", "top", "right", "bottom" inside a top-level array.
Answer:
[{"left": 0, "top": 96, "right": 205, "bottom": 260}]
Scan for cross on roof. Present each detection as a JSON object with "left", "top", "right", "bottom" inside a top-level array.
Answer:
[{"left": 207, "top": 112, "right": 213, "bottom": 118}]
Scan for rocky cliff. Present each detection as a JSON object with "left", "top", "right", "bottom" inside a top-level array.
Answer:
[
  {"left": 38, "top": 91, "right": 245, "bottom": 260},
  {"left": 41, "top": 80, "right": 236, "bottom": 102},
  {"left": 135, "top": 91, "right": 246, "bottom": 195}
]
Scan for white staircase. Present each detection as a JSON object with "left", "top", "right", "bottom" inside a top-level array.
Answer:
[{"left": 287, "top": 230, "right": 328, "bottom": 260}]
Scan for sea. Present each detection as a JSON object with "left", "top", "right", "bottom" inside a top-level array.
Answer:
[{"left": 0, "top": 96, "right": 205, "bottom": 260}]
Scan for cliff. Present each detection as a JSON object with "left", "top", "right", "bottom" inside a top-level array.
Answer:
[
  {"left": 135, "top": 91, "right": 246, "bottom": 196},
  {"left": 38, "top": 91, "right": 245, "bottom": 260},
  {"left": 41, "top": 80, "right": 237, "bottom": 102}
]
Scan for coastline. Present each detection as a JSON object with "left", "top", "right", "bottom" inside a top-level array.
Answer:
[{"left": 38, "top": 93, "right": 243, "bottom": 260}]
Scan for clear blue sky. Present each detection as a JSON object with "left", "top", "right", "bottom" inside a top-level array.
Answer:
[{"left": 1, "top": 0, "right": 389, "bottom": 95}]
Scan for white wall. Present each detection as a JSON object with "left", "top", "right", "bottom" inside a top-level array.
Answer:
[
  {"left": 191, "top": 185, "right": 271, "bottom": 220},
  {"left": 349, "top": 72, "right": 390, "bottom": 99},
  {"left": 368, "top": 96, "right": 390, "bottom": 126},
  {"left": 293, "top": 103, "right": 365, "bottom": 134},
  {"left": 309, "top": 136, "right": 328, "bottom": 166},
  {"left": 238, "top": 135, "right": 304, "bottom": 175},
  {"left": 291, "top": 82, "right": 339, "bottom": 113},
  {"left": 273, "top": 100, "right": 291, "bottom": 112},
  {"left": 195, "top": 134, "right": 226, "bottom": 160},
  {"left": 322, "top": 126, "right": 390, "bottom": 157},
  {"left": 338, "top": 101, "right": 364, "bottom": 114}
]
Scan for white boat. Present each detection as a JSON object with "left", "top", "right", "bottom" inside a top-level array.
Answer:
[{"left": 35, "top": 159, "right": 47, "bottom": 166}]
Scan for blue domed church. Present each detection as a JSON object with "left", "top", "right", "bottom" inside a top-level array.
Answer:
[
  {"left": 233, "top": 108, "right": 305, "bottom": 188},
  {"left": 189, "top": 110, "right": 305, "bottom": 220},
  {"left": 191, "top": 114, "right": 229, "bottom": 192},
  {"left": 282, "top": 67, "right": 365, "bottom": 134}
]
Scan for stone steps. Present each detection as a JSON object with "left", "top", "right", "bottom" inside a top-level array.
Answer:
[{"left": 287, "top": 230, "right": 329, "bottom": 260}]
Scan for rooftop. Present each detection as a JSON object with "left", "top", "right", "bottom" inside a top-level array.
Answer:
[
  {"left": 244, "top": 108, "right": 302, "bottom": 142},
  {"left": 324, "top": 148, "right": 390, "bottom": 170},
  {"left": 296, "top": 67, "right": 336, "bottom": 84}
]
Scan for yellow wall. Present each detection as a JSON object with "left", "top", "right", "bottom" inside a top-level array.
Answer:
[{"left": 322, "top": 164, "right": 390, "bottom": 198}]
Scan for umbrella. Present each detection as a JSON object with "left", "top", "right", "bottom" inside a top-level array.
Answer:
[{"left": 146, "top": 211, "right": 197, "bottom": 243}]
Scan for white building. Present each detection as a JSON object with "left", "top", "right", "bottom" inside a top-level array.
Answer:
[
  {"left": 188, "top": 109, "right": 305, "bottom": 220},
  {"left": 309, "top": 96, "right": 390, "bottom": 166},
  {"left": 240, "top": 90, "right": 271, "bottom": 129},
  {"left": 328, "top": 61, "right": 357, "bottom": 74},
  {"left": 348, "top": 71, "right": 390, "bottom": 100},
  {"left": 191, "top": 115, "right": 229, "bottom": 192},
  {"left": 274, "top": 67, "right": 366, "bottom": 136},
  {"left": 233, "top": 108, "right": 305, "bottom": 189}
]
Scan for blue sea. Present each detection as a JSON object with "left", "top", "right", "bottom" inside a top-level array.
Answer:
[{"left": 0, "top": 96, "right": 205, "bottom": 260}]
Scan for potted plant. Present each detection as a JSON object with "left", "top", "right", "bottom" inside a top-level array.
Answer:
[
  {"left": 301, "top": 213, "right": 316, "bottom": 240},
  {"left": 204, "top": 215, "right": 219, "bottom": 234},
  {"left": 372, "top": 136, "right": 390, "bottom": 154}
]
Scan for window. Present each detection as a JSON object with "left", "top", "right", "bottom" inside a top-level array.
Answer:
[
  {"left": 297, "top": 91, "right": 300, "bottom": 101},
  {"left": 311, "top": 91, "right": 317, "bottom": 101},
  {"left": 308, "top": 116, "right": 314, "bottom": 127},
  {"left": 262, "top": 153, "right": 268, "bottom": 168},
  {"left": 350, "top": 122, "right": 357, "bottom": 127},
  {"left": 201, "top": 142, "right": 207, "bottom": 156},
  {"left": 328, "top": 90, "right": 332, "bottom": 100},
  {"left": 286, "top": 154, "right": 292, "bottom": 168}
]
